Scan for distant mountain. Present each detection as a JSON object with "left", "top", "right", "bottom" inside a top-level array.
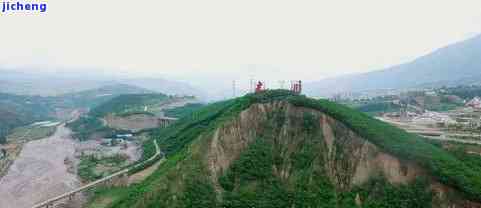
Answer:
[
  {"left": 0, "top": 71, "right": 107, "bottom": 96},
  {"left": 88, "top": 93, "right": 168, "bottom": 117},
  {"left": 0, "top": 70, "right": 205, "bottom": 99},
  {"left": 120, "top": 78, "right": 206, "bottom": 98},
  {"left": 306, "top": 34, "right": 481, "bottom": 97},
  {"left": 56, "top": 84, "right": 155, "bottom": 109}
]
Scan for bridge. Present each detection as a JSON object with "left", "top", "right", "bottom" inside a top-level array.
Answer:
[
  {"left": 159, "top": 116, "right": 177, "bottom": 128},
  {"left": 31, "top": 140, "right": 162, "bottom": 208}
]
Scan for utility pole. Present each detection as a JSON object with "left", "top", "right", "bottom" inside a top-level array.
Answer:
[
  {"left": 249, "top": 76, "right": 254, "bottom": 93},
  {"left": 232, "top": 80, "right": 236, "bottom": 98}
]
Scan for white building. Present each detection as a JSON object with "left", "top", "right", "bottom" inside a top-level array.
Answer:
[{"left": 466, "top": 97, "right": 481, "bottom": 109}]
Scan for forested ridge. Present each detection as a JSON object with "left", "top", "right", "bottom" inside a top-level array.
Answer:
[
  {"left": 67, "top": 93, "right": 170, "bottom": 140},
  {"left": 0, "top": 93, "right": 53, "bottom": 143}
]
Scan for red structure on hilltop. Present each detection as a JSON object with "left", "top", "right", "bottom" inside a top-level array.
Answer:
[
  {"left": 291, "top": 80, "right": 302, "bottom": 94},
  {"left": 254, "top": 80, "right": 302, "bottom": 94},
  {"left": 255, "top": 81, "right": 265, "bottom": 93}
]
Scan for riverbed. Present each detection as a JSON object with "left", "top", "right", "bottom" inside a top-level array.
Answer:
[{"left": 0, "top": 124, "right": 81, "bottom": 208}]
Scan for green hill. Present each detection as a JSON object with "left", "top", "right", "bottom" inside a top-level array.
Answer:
[
  {"left": 55, "top": 84, "right": 155, "bottom": 109},
  {"left": 90, "top": 90, "right": 481, "bottom": 208},
  {"left": 89, "top": 93, "right": 168, "bottom": 117},
  {"left": 0, "top": 84, "right": 157, "bottom": 143},
  {"left": 0, "top": 93, "right": 53, "bottom": 143},
  {"left": 163, "top": 103, "right": 205, "bottom": 119},
  {"left": 306, "top": 34, "right": 481, "bottom": 97},
  {"left": 67, "top": 93, "right": 189, "bottom": 140}
]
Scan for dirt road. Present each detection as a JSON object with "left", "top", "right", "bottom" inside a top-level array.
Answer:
[{"left": 0, "top": 124, "right": 81, "bottom": 208}]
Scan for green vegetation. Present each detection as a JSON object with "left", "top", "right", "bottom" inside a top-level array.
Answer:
[
  {"left": 0, "top": 93, "right": 53, "bottom": 143},
  {"left": 219, "top": 136, "right": 336, "bottom": 208},
  {"left": 126, "top": 139, "right": 161, "bottom": 175},
  {"left": 152, "top": 99, "right": 242, "bottom": 155},
  {"left": 439, "top": 85, "right": 481, "bottom": 99},
  {"left": 421, "top": 140, "right": 481, "bottom": 174},
  {"left": 67, "top": 116, "right": 114, "bottom": 141},
  {"left": 0, "top": 85, "right": 159, "bottom": 143},
  {"left": 100, "top": 91, "right": 292, "bottom": 208},
  {"left": 91, "top": 90, "right": 481, "bottom": 207},
  {"left": 78, "top": 154, "right": 128, "bottom": 182},
  {"left": 346, "top": 176, "right": 433, "bottom": 208},
  {"left": 116, "top": 111, "right": 156, "bottom": 117},
  {"left": 87, "top": 187, "right": 131, "bottom": 208},
  {"left": 90, "top": 93, "right": 168, "bottom": 117},
  {"left": 355, "top": 102, "right": 400, "bottom": 115},
  {"left": 164, "top": 103, "right": 205, "bottom": 118},
  {"left": 67, "top": 93, "right": 173, "bottom": 140},
  {"left": 6, "top": 124, "right": 57, "bottom": 142},
  {"left": 57, "top": 84, "right": 154, "bottom": 109},
  {"left": 289, "top": 95, "right": 481, "bottom": 201}
]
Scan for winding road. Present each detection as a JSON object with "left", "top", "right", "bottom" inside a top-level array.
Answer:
[{"left": 31, "top": 139, "right": 161, "bottom": 208}]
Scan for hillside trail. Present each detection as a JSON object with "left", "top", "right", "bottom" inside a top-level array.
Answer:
[{"left": 128, "top": 158, "right": 165, "bottom": 185}]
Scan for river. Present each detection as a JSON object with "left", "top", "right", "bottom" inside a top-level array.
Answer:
[{"left": 0, "top": 124, "right": 81, "bottom": 208}]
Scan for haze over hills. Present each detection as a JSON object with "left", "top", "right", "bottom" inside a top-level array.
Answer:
[
  {"left": 10, "top": 29, "right": 481, "bottom": 102},
  {"left": 0, "top": 69, "right": 205, "bottom": 99},
  {"left": 0, "top": 83, "right": 174, "bottom": 143},
  {"left": 56, "top": 84, "right": 155, "bottom": 109},
  {"left": 306, "top": 34, "right": 481, "bottom": 97}
]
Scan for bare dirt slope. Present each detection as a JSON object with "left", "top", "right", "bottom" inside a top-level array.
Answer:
[
  {"left": 0, "top": 124, "right": 81, "bottom": 208},
  {"left": 104, "top": 114, "right": 161, "bottom": 132}
]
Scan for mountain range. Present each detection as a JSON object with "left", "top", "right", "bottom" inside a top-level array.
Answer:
[
  {"left": 0, "top": 70, "right": 205, "bottom": 99},
  {"left": 305, "top": 34, "right": 481, "bottom": 97}
]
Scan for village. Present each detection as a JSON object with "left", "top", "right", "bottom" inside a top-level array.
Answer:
[{"left": 374, "top": 91, "right": 481, "bottom": 144}]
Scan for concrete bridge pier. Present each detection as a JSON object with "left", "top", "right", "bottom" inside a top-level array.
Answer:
[
  {"left": 68, "top": 193, "right": 74, "bottom": 200},
  {"left": 118, "top": 172, "right": 129, "bottom": 187},
  {"left": 102, "top": 179, "right": 111, "bottom": 187},
  {"left": 158, "top": 117, "right": 177, "bottom": 128}
]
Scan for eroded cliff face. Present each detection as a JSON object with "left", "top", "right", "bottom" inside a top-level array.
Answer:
[{"left": 204, "top": 101, "right": 478, "bottom": 207}]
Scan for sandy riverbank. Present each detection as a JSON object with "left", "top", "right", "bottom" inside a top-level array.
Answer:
[{"left": 0, "top": 124, "right": 82, "bottom": 208}]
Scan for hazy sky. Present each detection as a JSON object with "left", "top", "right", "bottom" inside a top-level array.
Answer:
[{"left": 1, "top": 0, "right": 481, "bottom": 85}]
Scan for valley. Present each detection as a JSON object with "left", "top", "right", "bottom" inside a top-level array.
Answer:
[
  {"left": 0, "top": 124, "right": 81, "bottom": 208},
  {"left": 0, "top": 83, "right": 201, "bottom": 208},
  {"left": 6, "top": 3, "right": 481, "bottom": 207},
  {"left": 1, "top": 83, "right": 481, "bottom": 208}
]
